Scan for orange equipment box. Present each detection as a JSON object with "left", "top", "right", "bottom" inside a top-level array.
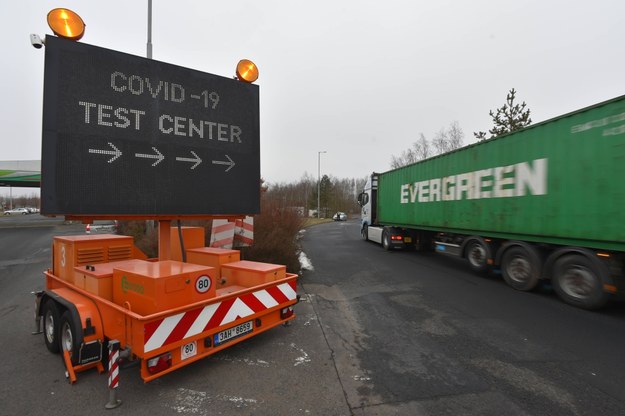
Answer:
[
  {"left": 220, "top": 260, "right": 286, "bottom": 289},
  {"left": 186, "top": 247, "right": 240, "bottom": 276},
  {"left": 73, "top": 259, "right": 148, "bottom": 301},
  {"left": 112, "top": 260, "right": 217, "bottom": 315},
  {"left": 53, "top": 235, "right": 135, "bottom": 283},
  {"left": 170, "top": 226, "right": 205, "bottom": 262}
]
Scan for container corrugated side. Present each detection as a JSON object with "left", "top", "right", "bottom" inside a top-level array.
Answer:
[{"left": 377, "top": 95, "right": 625, "bottom": 250}]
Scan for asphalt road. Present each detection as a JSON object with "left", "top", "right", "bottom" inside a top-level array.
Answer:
[
  {"left": 2, "top": 218, "right": 625, "bottom": 415},
  {"left": 301, "top": 220, "right": 625, "bottom": 415}
]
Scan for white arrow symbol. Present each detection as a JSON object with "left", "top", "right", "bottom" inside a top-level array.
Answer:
[
  {"left": 176, "top": 151, "right": 202, "bottom": 170},
  {"left": 135, "top": 147, "right": 164, "bottom": 166},
  {"left": 88, "top": 142, "right": 122, "bottom": 163},
  {"left": 212, "top": 154, "right": 235, "bottom": 172}
]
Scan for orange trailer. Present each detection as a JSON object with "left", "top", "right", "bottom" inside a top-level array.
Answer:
[{"left": 34, "top": 227, "right": 298, "bottom": 383}]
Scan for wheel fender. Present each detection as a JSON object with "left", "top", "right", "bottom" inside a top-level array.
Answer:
[
  {"left": 544, "top": 247, "right": 612, "bottom": 285},
  {"left": 41, "top": 289, "right": 105, "bottom": 345},
  {"left": 461, "top": 236, "right": 493, "bottom": 262}
]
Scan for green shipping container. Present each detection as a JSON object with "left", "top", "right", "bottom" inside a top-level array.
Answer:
[{"left": 377, "top": 95, "right": 625, "bottom": 252}]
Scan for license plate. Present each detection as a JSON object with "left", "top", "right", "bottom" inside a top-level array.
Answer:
[
  {"left": 404, "top": 237, "right": 412, "bottom": 243},
  {"left": 181, "top": 340, "right": 197, "bottom": 360},
  {"left": 214, "top": 321, "right": 253, "bottom": 346}
]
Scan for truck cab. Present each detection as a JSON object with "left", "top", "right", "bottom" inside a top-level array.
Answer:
[
  {"left": 358, "top": 174, "right": 410, "bottom": 250},
  {"left": 357, "top": 174, "right": 376, "bottom": 239}
]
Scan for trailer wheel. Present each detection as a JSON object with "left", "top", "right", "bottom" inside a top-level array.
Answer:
[
  {"left": 60, "top": 311, "right": 81, "bottom": 365},
  {"left": 501, "top": 246, "right": 540, "bottom": 291},
  {"left": 553, "top": 255, "right": 610, "bottom": 310},
  {"left": 42, "top": 300, "right": 61, "bottom": 354},
  {"left": 382, "top": 229, "right": 391, "bottom": 251},
  {"left": 466, "top": 240, "right": 488, "bottom": 272}
]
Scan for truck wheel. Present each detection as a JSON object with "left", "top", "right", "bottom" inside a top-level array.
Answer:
[
  {"left": 382, "top": 229, "right": 391, "bottom": 251},
  {"left": 552, "top": 255, "right": 610, "bottom": 310},
  {"left": 361, "top": 224, "right": 368, "bottom": 241},
  {"left": 42, "top": 300, "right": 61, "bottom": 354},
  {"left": 466, "top": 240, "right": 488, "bottom": 272},
  {"left": 60, "top": 311, "right": 81, "bottom": 365},
  {"left": 501, "top": 246, "right": 540, "bottom": 291}
]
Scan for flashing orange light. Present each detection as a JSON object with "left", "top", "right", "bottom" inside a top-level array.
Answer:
[
  {"left": 47, "top": 8, "right": 85, "bottom": 41},
  {"left": 236, "top": 59, "right": 259, "bottom": 83}
]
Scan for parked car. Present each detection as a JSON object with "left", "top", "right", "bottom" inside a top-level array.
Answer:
[
  {"left": 333, "top": 212, "right": 347, "bottom": 221},
  {"left": 86, "top": 220, "right": 118, "bottom": 233},
  {"left": 3, "top": 208, "right": 30, "bottom": 215}
]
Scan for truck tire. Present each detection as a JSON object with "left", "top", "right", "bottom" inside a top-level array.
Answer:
[
  {"left": 552, "top": 255, "right": 610, "bottom": 310},
  {"left": 466, "top": 240, "right": 488, "bottom": 272},
  {"left": 42, "top": 299, "right": 61, "bottom": 354},
  {"left": 382, "top": 229, "right": 391, "bottom": 251},
  {"left": 361, "top": 224, "right": 368, "bottom": 241},
  {"left": 501, "top": 246, "right": 540, "bottom": 291},
  {"left": 60, "top": 311, "right": 81, "bottom": 365}
]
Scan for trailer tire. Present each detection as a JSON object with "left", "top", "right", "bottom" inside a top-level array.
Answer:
[
  {"left": 501, "top": 246, "right": 540, "bottom": 291},
  {"left": 552, "top": 255, "right": 610, "bottom": 310},
  {"left": 466, "top": 240, "right": 489, "bottom": 272},
  {"left": 42, "top": 299, "right": 61, "bottom": 354},
  {"left": 60, "top": 311, "right": 81, "bottom": 365}
]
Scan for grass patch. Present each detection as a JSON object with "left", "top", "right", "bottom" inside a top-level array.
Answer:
[{"left": 302, "top": 218, "right": 333, "bottom": 228}]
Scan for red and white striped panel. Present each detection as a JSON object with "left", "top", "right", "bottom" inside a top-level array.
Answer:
[
  {"left": 210, "top": 219, "right": 235, "bottom": 249},
  {"left": 143, "top": 280, "right": 297, "bottom": 353},
  {"left": 233, "top": 216, "right": 254, "bottom": 248}
]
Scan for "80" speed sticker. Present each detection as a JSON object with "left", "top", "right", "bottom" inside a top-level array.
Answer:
[{"left": 195, "top": 275, "right": 212, "bottom": 294}]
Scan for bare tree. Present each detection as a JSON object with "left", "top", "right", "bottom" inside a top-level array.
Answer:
[
  {"left": 432, "top": 127, "right": 449, "bottom": 154},
  {"left": 413, "top": 133, "right": 430, "bottom": 160},
  {"left": 390, "top": 133, "right": 431, "bottom": 169},
  {"left": 391, "top": 122, "right": 464, "bottom": 169},
  {"left": 447, "top": 120, "right": 464, "bottom": 150},
  {"left": 390, "top": 146, "right": 417, "bottom": 169}
]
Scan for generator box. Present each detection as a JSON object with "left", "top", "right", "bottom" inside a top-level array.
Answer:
[
  {"left": 53, "top": 234, "right": 135, "bottom": 283},
  {"left": 170, "top": 226, "right": 205, "bottom": 262},
  {"left": 112, "top": 260, "right": 217, "bottom": 315},
  {"left": 186, "top": 247, "right": 240, "bottom": 276},
  {"left": 220, "top": 260, "right": 286, "bottom": 289},
  {"left": 73, "top": 259, "right": 148, "bottom": 301}
]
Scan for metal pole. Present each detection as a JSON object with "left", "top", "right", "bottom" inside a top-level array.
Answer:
[
  {"left": 146, "top": 0, "right": 154, "bottom": 234},
  {"left": 317, "top": 151, "right": 326, "bottom": 219},
  {"left": 105, "top": 340, "right": 122, "bottom": 409},
  {"left": 147, "top": 0, "right": 153, "bottom": 59}
]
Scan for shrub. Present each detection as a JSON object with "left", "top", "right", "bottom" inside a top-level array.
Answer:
[
  {"left": 241, "top": 197, "right": 305, "bottom": 273},
  {"left": 116, "top": 221, "right": 158, "bottom": 258},
  {"left": 116, "top": 196, "right": 305, "bottom": 273}
]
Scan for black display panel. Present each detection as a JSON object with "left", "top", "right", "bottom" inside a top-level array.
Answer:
[{"left": 41, "top": 36, "right": 260, "bottom": 217}]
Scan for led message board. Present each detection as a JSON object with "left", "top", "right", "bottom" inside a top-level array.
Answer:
[{"left": 41, "top": 36, "right": 260, "bottom": 217}]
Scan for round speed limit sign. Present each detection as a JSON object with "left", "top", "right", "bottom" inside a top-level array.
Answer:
[{"left": 195, "top": 275, "right": 212, "bottom": 294}]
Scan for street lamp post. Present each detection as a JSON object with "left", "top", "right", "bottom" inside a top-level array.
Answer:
[
  {"left": 317, "top": 151, "right": 327, "bottom": 219},
  {"left": 147, "top": 0, "right": 153, "bottom": 59}
]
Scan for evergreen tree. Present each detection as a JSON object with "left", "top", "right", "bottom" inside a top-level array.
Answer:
[{"left": 474, "top": 88, "right": 532, "bottom": 140}]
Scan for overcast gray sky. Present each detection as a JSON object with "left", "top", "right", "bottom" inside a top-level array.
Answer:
[{"left": 2, "top": 0, "right": 625, "bottom": 196}]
